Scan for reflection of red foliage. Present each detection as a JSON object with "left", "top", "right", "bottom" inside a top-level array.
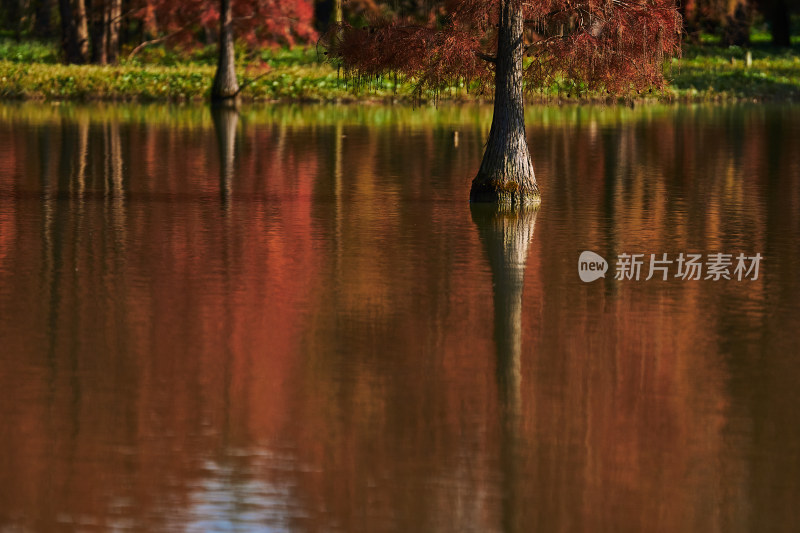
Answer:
[
  {"left": 0, "top": 106, "right": 799, "bottom": 531},
  {"left": 0, "top": 136, "right": 16, "bottom": 269}
]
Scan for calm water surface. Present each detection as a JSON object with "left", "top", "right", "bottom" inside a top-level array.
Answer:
[{"left": 1, "top": 103, "right": 799, "bottom": 532}]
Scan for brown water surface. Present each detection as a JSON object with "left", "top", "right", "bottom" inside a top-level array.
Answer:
[{"left": 0, "top": 103, "right": 799, "bottom": 532}]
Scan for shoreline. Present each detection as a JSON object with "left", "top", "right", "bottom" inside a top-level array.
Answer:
[{"left": 2, "top": 46, "right": 799, "bottom": 105}]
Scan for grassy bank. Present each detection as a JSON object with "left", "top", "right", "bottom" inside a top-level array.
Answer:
[{"left": 1, "top": 39, "right": 799, "bottom": 103}]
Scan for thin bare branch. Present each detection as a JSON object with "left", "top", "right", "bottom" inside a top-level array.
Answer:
[{"left": 127, "top": 29, "right": 185, "bottom": 61}]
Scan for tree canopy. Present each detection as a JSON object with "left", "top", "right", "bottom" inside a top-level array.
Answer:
[
  {"left": 329, "top": 0, "right": 682, "bottom": 95},
  {"left": 137, "top": 0, "right": 317, "bottom": 49}
]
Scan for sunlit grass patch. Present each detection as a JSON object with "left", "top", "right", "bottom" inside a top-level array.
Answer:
[{"left": 0, "top": 37, "right": 799, "bottom": 103}]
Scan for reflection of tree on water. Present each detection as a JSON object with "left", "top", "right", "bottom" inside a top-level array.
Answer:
[
  {"left": 212, "top": 107, "right": 239, "bottom": 204},
  {"left": 471, "top": 204, "right": 538, "bottom": 533},
  {"left": 31, "top": 114, "right": 135, "bottom": 529},
  {"left": 211, "top": 106, "right": 248, "bottom": 511}
]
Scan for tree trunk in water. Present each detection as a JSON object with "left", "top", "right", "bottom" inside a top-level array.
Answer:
[
  {"left": 58, "top": 0, "right": 89, "bottom": 63},
  {"left": 470, "top": 0, "right": 539, "bottom": 207},
  {"left": 211, "top": 0, "right": 239, "bottom": 105},
  {"left": 471, "top": 203, "right": 538, "bottom": 533}
]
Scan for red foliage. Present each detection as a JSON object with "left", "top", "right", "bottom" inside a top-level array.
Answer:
[
  {"left": 136, "top": 0, "right": 317, "bottom": 48},
  {"left": 330, "top": 0, "right": 682, "bottom": 94}
]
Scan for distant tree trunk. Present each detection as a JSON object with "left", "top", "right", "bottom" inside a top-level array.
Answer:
[
  {"left": 59, "top": 0, "right": 89, "bottom": 63},
  {"left": 679, "top": 0, "right": 701, "bottom": 43},
  {"left": 74, "top": 0, "right": 89, "bottom": 59},
  {"left": 33, "top": 0, "right": 54, "bottom": 37},
  {"left": 766, "top": 0, "right": 791, "bottom": 46},
  {"left": 470, "top": 0, "right": 540, "bottom": 207},
  {"left": 89, "top": 0, "right": 108, "bottom": 64},
  {"left": 211, "top": 0, "right": 239, "bottom": 105},
  {"left": 106, "top": 0, "right": 120, "bottom": 63},
  {"left": 721, "top": 2, "right": 752, "bottom": 47},
  {"left": 334, "top": 0, "right": 342, "bottom": 25}
]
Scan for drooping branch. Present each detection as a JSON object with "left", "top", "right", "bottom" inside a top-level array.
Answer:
[
  {"left": 522, "top": 0, "right": 681, "bottom": 92},
  {"left": 327, "top": 19, "right": 494, "bottom": 91},
  {"left": 127, "top": 28, "right": 187, "bottom": 60}
]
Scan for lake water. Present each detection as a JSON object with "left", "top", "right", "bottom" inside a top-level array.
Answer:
[{"left": 1, "top": 102, "right": 799, "bottom": 532}]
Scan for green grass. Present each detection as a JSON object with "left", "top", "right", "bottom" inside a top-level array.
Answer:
[
  {"left": 0, "top": 59, "right": 408, "bottom": 102},
  {"left": 0, "top": 38, "right": 59, "bottom": 63},
  {"left": 1, "top": 37, "right": 799, "bottom": 103},
  {"left": 669, "top": 43, "right": 800, "bottom": 101}
]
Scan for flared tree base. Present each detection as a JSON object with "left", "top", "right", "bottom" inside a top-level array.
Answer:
[{"left": 469, "top": 177, "right": 541, "bottom": 208}]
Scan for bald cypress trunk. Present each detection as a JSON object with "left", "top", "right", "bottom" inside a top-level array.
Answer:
[
  {"left": 211, "top": 0, "right": 239, "bottom": 104},
  {"left": 470, "top": 0, "right": 539, "bottom": 206}
]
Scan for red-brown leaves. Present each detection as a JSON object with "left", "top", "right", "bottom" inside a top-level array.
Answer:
[
  {"left": 333, "top": 19, "right": 491, "bottom": 90},
  {"left": 527, "top": 0, "right": 682, "bottom": 92},
  {"left": 332, "top": 0, "right": 681, "bottom": 95},
  {"left": 134, "top": 0, "right": 317, "bottom": 49}
]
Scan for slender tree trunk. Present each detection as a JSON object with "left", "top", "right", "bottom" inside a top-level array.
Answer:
[
  {"left": 59, "top": 0, "right": 88, "bottom": 63},
  {"left": 75, "top": 0, "right": 89, "bottom": 59},
  {"left": 58, "top": 0, "right": 79, "bottom": 63},
  {"left": 211, "top": 0, "right": 239, "bottom": 105},
  {"left": 106, "top": 0, "right": 120, "bottom": 63},
  {"left": 470, "top": 0, "right": 539, "bottom": 206},
  {"left": 89, "top": 0, "right": 107, "bottom": 64},
  {"left": 721, "top": 2, "right": 751, "bottom": 47}
]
